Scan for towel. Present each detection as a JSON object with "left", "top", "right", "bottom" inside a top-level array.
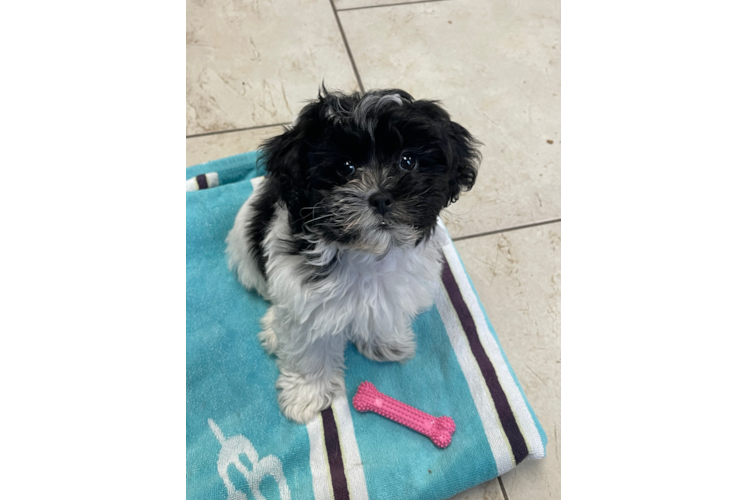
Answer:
[{"left": 187, "top": 152, "right": 546, "bottom": 500}]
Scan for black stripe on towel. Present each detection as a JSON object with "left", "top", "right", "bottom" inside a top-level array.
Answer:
[
  {"left": 321, "top": 407, "right": 350, "bottom": 500},
  {"left": 441, "top": 258, "right": 529, "bottom": 465},
  {"left": 196, "top": 174, "right": 209, "bottom": 190}
]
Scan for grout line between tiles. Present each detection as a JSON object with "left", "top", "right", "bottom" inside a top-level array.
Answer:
[
  {"left": 329, "top": 0, "right": 365, "bottom": 93},
  {"left": 186, "top": 122, "right": 292, "bottom": 139},
  {"left": 498, "top": 477, "right": 509, "bottom": 500},
  {"left": 337, "top": 0, "right": 451, "bottom": 12},
  {"left": 451, "top": 218, "right": 561, "bottom": 242}
]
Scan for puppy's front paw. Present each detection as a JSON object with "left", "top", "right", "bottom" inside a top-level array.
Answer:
[
  {"left": 276, "top": 369, "right": 345, "bottom": 424},
  {"left": 355, "top": 331, "right": 416, "bottom": 363},
  {"left": 258, "top": 307, "right": 279, "bottom": 355}
]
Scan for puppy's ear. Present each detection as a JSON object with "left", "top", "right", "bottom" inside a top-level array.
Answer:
[
  {"left": 446, "top": 121, "right": 481, "bottom": 204},
  {"left": 258, "top": 100, "right": 325, "bottom": 205}
]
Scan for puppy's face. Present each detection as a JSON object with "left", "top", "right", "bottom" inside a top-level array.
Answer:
[{"left": 261, "top": 89, "right": 480, "bottom": 254}]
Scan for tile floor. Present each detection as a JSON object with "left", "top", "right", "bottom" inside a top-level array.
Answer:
[{"left": 187, "top": 0, "right": 560, "bottom": 498}]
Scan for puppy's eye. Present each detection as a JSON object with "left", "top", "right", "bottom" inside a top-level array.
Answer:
[
  {"left": 338, "top": 160, "right": 356, "bottom": 177},
  {"left": 399, "top": 154, "right": 417, "bottom": 171}
]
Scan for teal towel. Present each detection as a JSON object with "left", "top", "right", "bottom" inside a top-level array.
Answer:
[{"left": 187, "top": 152, "right": 546, "bottom": 500}]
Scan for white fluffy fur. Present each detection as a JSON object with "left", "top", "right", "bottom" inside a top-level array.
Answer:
[
  {"left": 226, "top": 190, "right": 270, "bottom": 299},
  {"left": 226, "top": 180, "right": 447, "bottom": 423}
]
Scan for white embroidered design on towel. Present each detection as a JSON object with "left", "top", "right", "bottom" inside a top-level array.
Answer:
[{"left": 208, "top": 418, "right": 291, "bottom": 500}]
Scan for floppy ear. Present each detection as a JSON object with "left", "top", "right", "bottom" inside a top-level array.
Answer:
[
  {"left": 446, "top": 121, "right": 481, "bottom": 204},
  {"left": 258, "top": 100, "right": 325, "bottom": 207}
]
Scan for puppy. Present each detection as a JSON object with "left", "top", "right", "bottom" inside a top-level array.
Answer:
[{"left": 226, "top": 87, "right": 480, "bottom": 423}]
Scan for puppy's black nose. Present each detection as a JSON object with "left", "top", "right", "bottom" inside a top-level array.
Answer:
[{"left": 369, "top": 192, "right": 393, "bottom": 215}]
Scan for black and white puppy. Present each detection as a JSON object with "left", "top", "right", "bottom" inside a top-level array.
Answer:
[{"left": 226, "top": 87, "right": 480, "bottom": 423}]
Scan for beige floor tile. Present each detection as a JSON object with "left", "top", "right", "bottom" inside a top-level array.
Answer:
[
  {"left": 186, "top": 126, "right": 286, "bottom": 167},
  {"left": 339, "top": 0, "right": 560, "bottom": 238},
  {"left": 187, "top": 0, "right": 359, "bottom": 135},
  {"left": 453, "top": 223, "right": 561, "bottom": 500},
  {"left": 334, "top": 0, "right": 433, "bottom": 11},
  {"left": 447, "top": 478, "right": 504, "bottom": 500}
]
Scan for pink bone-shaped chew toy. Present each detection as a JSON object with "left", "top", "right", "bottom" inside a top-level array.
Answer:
[{"left": 352, "top": 381, "right": 456, "bottom": 448}]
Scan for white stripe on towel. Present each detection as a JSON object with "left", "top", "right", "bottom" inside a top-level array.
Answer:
[
  {"left": 441, "top": 241, "right": 545, "bottom": 460},
  {"left": 185, "top": 172, "right": 219, "bottom": 191},
  {"left": 307, "top": 415, "right": 333, "bottom": 500},
  {"left": 206, "top": 172, "right": 219, "bottom": 188},
  {"left": 332, "top": 395, "right": 370, "bottom": 500},
  {"left": 434, "top": 279, "right": 515, "bottom": 475}
]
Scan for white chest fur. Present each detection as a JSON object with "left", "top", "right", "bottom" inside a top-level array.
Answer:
[{"left": 263, "top": 205, "right": 446, "bottom": 342}]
